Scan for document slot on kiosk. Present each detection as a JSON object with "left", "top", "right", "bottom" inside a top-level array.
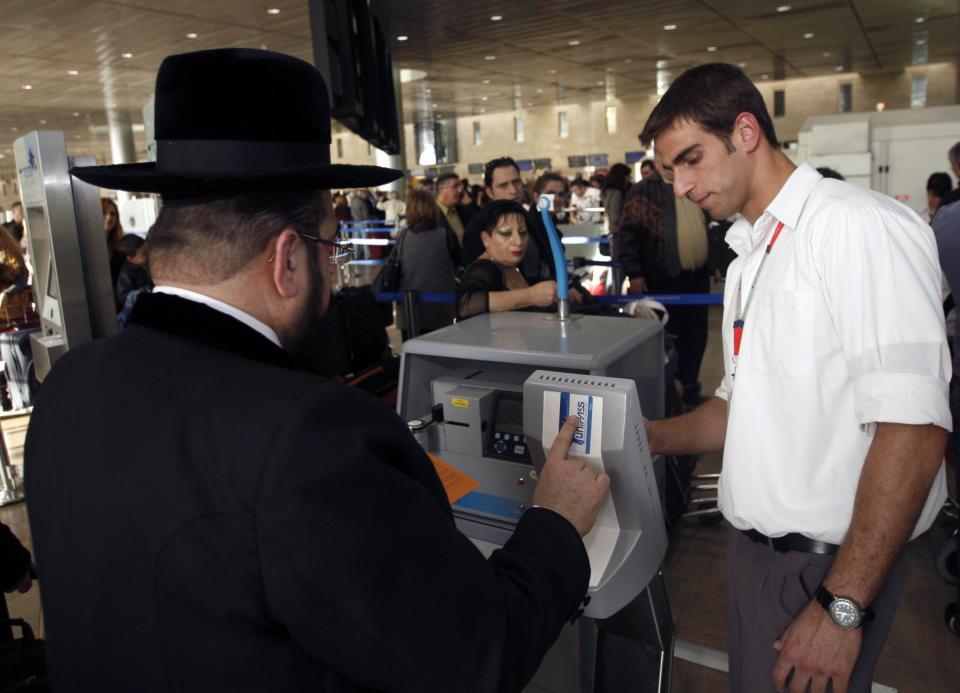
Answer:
[{"left": 523, "top": 370, "right": 667, "bottom": 620}]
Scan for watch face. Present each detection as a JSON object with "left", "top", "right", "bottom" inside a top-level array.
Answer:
[{"left": 830, "top": 599, "right": 860, "bottom": 629}]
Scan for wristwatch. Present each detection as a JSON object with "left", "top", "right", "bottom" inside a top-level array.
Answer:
[{"left": 814, "top": 585, "right": 874, "bottom": 629}]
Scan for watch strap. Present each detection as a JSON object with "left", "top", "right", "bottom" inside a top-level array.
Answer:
[{"left": 814, "top": 585, "right": 875, "bottom": 624}]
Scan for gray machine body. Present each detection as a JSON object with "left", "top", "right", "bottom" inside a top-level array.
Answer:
[
  {"left": 523, "top": 370, "right": 667, "bottom": 619},
  {"left": 398, "top": 311, "right": 666, "bottom": 618},
  {"left": 398, "top": 312, "right": 673, "bottom": 692},
  {"left": 14, "top": 131, "right": 116, "bottom": 381}
]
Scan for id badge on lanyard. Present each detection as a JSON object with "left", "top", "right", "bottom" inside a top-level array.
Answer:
[{"left": 731, "top": 221, "right": 785, "bottom": 380}]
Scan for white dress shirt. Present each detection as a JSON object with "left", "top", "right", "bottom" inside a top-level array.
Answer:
[
  {"left": 152, "top": 286, "right": 282, "bottom": 348},
  {"left": 715, "top": 162, "right": 951, "bottom": 544},
  {"left": 571, "top": 187, "right": 602, "bottom": 225}
]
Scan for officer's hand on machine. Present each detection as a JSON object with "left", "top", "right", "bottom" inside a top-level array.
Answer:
[{"left": 532, "top": 415, "right": 610, "bottom": 537}]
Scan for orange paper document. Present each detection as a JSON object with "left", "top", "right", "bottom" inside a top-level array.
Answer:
[{"left": 428, "top": 453, "right": 480, "bottom": 504}]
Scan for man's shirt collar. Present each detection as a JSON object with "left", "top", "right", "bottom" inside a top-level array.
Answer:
[
  {"left": 725, "top": 162, "right": 822, "bottom": 256},
  {"left": 152, "top": 286, "right": 282, "bottom": 348}
]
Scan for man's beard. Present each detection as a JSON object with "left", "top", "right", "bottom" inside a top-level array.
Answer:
[{"left": 280, "top": 257, "right": 332, "bottom": 375}]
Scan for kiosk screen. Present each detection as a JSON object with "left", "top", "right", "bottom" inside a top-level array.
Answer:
[{"left": 486, "top": 391, "right": 531, "bottom": 463}]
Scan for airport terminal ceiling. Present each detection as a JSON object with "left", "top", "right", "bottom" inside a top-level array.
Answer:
[{"left": 0, "top": 0, "right": 957, "bottom": 179}]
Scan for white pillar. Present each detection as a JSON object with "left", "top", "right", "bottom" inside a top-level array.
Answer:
[{"left": 107, "top": 109, "right": 136, "bottom": 206}]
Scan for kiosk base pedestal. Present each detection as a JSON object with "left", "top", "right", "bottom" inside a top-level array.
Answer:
[{"left": 526, "top": 572, "right": 674, "bottom": 693}]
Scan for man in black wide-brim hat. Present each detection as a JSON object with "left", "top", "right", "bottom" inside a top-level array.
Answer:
[{"left": 23, "top": 49, "right": 609, "bottom": 692}]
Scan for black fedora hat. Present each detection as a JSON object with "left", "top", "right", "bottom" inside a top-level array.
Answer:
[{"left": 71, "top": 48, "right": 402, "bottom": 198}]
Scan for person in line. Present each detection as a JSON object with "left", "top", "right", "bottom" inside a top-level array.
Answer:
[
  {"left": 0, "top": 521, "right": 33, "bottom": 641},
  {"left": 601, "top": 163, "right": 632, "bottom": 237},
  {"left": 462, "top": 157, "right": 526, "bottom": 264},
  {"left": 816, "top": 167, "right": 845, "bottom": 180},
  {"left": 435, "top": 172, "right": 472, "bottom": 244},
  {"left": 395, "top": 190, "right": 461, "bottom": 340},
  {"left": 932, "top": 194, "right": 960, "bottom": 636},
  {"left": 0, "top": 226, "right": 29, "bottom": 320},
  {"left": 570, "top": 177, "right": 601, "bottom": 225},
  {"left": 640, "top": 63, "right": 950, "bottom": 693},
  {"left": 926, "top": 172, "right": 953, "bottom": 222},
  {"left": 618, "top": 156, "right": 711, "bottom": 406},
  {"left": 102, "top": 198, "right": 125, "bottom": 286},
  {"left": 457, "top": 200, "right": 559, "bottom": 319},
  {"left": 942, "top": 142, "right": 960, "bottom": 207},
  {"left": 2, "top": 201, "right": 24, "bottom": 242},
  {"left": 376, "top": 189, "right": 405, "bottom": 226},
  {"left": 25, "top": 48, "right": 608, "bottom": 693},
  {"left": 333, "top": 192, "right": 353, "bottom": 223},
  {"left": 114, "top": 233, "right": 153, "bottom": 310},
  {"left": 639, "top": 159, "right": 657, "bottom": 180}
]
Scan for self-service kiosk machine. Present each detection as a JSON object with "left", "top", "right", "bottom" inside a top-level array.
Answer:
[
  {"left": 398, "top": 311, "right": 673, "bottom": 693},
  {"left": 14, "top": 130, "right": 116, "bottom": 381}
]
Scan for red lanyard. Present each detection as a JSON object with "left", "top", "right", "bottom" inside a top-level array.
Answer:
[{"left": 732, "top": 221, "right": 785, "bottom": 375}]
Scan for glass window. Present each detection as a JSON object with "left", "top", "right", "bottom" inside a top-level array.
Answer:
[
  {"left": 838, "top": 84, "right": 852, "bottom": 113},
  {"left": 336, "top": 138, "right": 343, "bottom": 159},
  {"left": 605, "top": 105, "right": 617, "bottom": 134},
  {"left": 774, "top": 90, "right": 785, "bottom": 118},
  {"left": 558, "top": 111, "right": 569, "bottom": 139},
  {"left": 911, "top": 74, "right": 927, "bottom": 108},
  {"left": 473, "top": 121, "right": 481, "bottom": 146},
  {"left": 514, "top": 116, "right": 524, "bottom": 143}
]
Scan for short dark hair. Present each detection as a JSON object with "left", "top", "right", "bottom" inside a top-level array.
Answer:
[
  {"left": 571, "top": 177, "right": 588, "bottom": 189},
  {"left": 436, "top": 172, "right": 459, "bottom": 190},
  {"left": 640, "top": 159, "right": 655, "bottom": 169},
  {"left": 117, "top": 233, "right": 145, "bottom": 258},
  {"left": 148, "top": 189, "right": 326, "bottom": 284},
  {"left": 483, "top": 157, "right": 520, "bottom": 188},
  {"left": 604, "top": 163, "right": 632, "bottom": 192},
  {"left": 478, "top": 200, "right": 527, "bottom": 234},
  {"left": 927, "top": 172, "right": 953, "bottom": 198},
  {"left": 639, "top": 63, "right": 778, "bottom": 149},
  {"left": 949, "top": 142, "right": 960, "bottom": 167},
  {"left": 534, "top": 172, "right": 567, "bottom": 195},
  {"left": 817, "top": 167, "right": 845, "bottom": 181}
]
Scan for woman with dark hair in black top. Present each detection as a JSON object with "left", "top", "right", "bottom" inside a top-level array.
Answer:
[{"left": 456, "top": 200, "right": 558, "bottom": 320}]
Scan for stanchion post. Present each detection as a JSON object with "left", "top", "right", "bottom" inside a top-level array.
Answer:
[
  {"left": 403, "top": 290, "right": 422, "bottom": 339},
  {"left": 0, "top": 421, "right": 23, "bottom": 505}
]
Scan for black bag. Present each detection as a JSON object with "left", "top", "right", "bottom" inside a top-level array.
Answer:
[
  {"left": 371, "top": 230, "right": 406, "bottom": 293},
  {"left": 322, "top": 287, "right": 391, "bottom": 377},
  {"left": 0, "top": 619, "right": 48, "bottom": 693}
]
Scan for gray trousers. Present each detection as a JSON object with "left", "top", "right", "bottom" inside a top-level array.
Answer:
[{"left": 726, "top": 527, "right": 906, "bottom": 693}]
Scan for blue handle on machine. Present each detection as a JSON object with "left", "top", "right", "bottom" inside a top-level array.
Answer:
[{"left": 537, "top": 196, "right": 569, "bottom": 301}]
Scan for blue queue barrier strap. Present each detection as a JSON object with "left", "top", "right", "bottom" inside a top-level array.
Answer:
[
  {"left": 560, "top": 236, "right": 610, "bottom": 244},
  {"left": 594, "top": 293, "right": 724, "bottom": 306},
  {"left": 569, "top": 259, "right": 621, "bottom": 267},
  {"left": 340, "top": 220, "right": 396, "bottom": 228},
  {"left": 370, "top": 292, "right": 722, "bottom": 306},
  {"left": 340, "top": 228, "right": 396, "bottom": 236},
  {"left": 347, "top": 259, "right": 386, "bottom": 267}
]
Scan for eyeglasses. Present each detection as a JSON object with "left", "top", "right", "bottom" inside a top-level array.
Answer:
[{"left": 297, "top": 232, "right": 355, "bottom": 267}]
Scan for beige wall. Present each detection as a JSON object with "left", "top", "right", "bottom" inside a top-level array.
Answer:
[
  {"left": 394, "top": 61, "right": 957, "bottom": 179},
  {"left": 403, "top": 95, "right": 661, "bottom": 180},
  {"left": 330, "top": 128, "right": 376, "bottom": 169},
  {"left": 759, "top": 62, "right": 957, "bottom": 144}
]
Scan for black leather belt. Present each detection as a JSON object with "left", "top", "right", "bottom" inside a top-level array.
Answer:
[{"left": 740, "top": 528, "right": 840, "bottom": 555}]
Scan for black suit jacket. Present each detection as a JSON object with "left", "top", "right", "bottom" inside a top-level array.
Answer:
[{"left": 25, "top": 293, "right": 589, "bottom": 693}]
